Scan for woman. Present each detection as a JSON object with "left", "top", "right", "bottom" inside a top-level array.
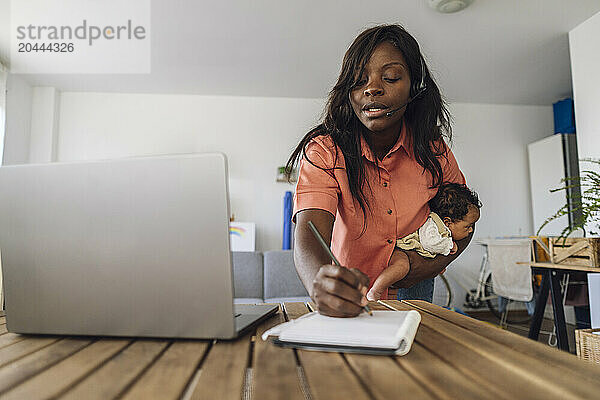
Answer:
[{"left": 286, "top": 24, "right": 472, "bottom": 317}]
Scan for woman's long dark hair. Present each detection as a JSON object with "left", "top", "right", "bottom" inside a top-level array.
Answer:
[{"left": 286, "top": 24, "right": 452, "bottom": 230}]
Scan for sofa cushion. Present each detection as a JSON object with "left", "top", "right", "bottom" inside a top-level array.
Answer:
[
  {"left": 232, "top": 251, "right": 263, "bottom": 299},
  {"left": 233, "top": 298, "right": 264, "bottom": 305},
  {"left": 263, "top": 250, "right": 309, "bottom": 299}
]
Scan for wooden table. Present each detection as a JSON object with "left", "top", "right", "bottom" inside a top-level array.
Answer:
[
  {"left": 1, "top": 300, "right": 599, "bottom": 400},
  {"left": 517, "top": 261, "right": 600, "bottom": 352}
]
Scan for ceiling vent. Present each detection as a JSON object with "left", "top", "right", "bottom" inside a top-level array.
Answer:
[{"left": 428, "top": 0, "right": 473, "bottom": 14}]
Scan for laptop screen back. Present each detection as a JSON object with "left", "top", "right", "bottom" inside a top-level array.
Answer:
[{"left": 0, "top": 153, "right": 236, "bottom": 338}]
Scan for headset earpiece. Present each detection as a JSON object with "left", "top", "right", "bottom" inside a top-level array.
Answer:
[
  {"left": 410, "top": 55, "right": 427, "bottom": 99},
  {"left": 384, "top": 55, "right": 429, "bottom": 118}
]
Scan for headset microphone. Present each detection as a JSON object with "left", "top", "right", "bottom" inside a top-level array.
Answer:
[
  {"left": 385, "top": 100, "right": 411, "bottom": 117},
  {"left": 385, "top": 87, "right": 426, "bottom": 117}
]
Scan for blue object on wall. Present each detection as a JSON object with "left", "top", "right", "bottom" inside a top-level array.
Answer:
[
  {"left": 282, "top": 191, "right": 293, "bottom": 250},
  {"left": 553, "top": 98, "right": 575, "bottom": 134}
]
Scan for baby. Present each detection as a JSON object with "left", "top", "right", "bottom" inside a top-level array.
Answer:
[{"left": 367, "top": 183, "right": 481, "bottom": 301}]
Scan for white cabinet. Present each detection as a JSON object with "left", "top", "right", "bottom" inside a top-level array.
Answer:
[{"left": 527, "top": 134, "right": 579, "bottom": 236}]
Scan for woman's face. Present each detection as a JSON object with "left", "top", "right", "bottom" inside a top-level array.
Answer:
[{"left": 349, "top": 42, "right": 412, "bottom": 136}]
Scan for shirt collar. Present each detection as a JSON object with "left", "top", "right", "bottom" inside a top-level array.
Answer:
[{"left": 360, "top": 119, "right": 411, "bottom": 162}]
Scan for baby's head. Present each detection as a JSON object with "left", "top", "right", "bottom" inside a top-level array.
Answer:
[{"left": 429, "top": 183, "right": 481, "bottom": 240}]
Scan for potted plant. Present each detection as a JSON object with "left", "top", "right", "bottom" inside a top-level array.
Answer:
[{"left": 536, "top": 158, "right": 600, "bottom": 266}]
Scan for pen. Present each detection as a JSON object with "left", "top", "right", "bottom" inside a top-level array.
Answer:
[{"left": 307, "top": 221, "right": 373, "bottom": 316}]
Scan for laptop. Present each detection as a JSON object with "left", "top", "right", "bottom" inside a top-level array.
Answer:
[{"left": 0, "top": 153, "right": 277, "bottom": 339}]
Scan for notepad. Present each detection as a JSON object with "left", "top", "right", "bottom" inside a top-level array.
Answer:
[{"left": 261, "top": 310, "right": 421, "bottom": 355}]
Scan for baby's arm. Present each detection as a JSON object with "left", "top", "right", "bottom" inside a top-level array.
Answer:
[
  {"left": 439, "top": 242, "right": 457, "bottom": 274},
  {"left": 367, "top": 249, "right": 410, "bottom": 301}
]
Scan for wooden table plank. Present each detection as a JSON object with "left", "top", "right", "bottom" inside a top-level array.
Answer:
[
  {"left": 60, "top": 340, "right": 169, "bottom": 400},
  {"left": 299, "top": 301, "right": 493, "bottom": 399},
  {"left": 2, "top": 300, "right": 597, "bottom": 400},
  {"left": 283, "top": 302, "right": 311, "bottom": 319},
  {"left": 517, "top": 262, "right": 600, "bottom": 273},
  {"left": 416, "top": 323, "right": 541, "bottom": 399},
  {"left": 252, "top": 306, "right": 305, "bottom": 400},
  {"left": 398, "top": 341, "right": 498, "bottom": 400},
  {"left": 0, "top": 316, "right": 6, "bottom": 324},
  {"left": 188, "top": 332, "right": 252, "bottom": 400},
  {"left": 345, "top": 353, "right": 435, "bottom": 400},
  {"left": 119, "top": 341, "right": 209, "bottom": 400},
  {"left": 296, "top": 348, "right": 372, "bottom": 400},
  {"left": 0, "top": 333, "right": 25, "bottom": 349},
  {"left": 387, "top": 301, "right": 600, "bottom": 399},
  {"left": 0, "top": 337, "right": 60, "bottom": 368},
  {"left": 2, "top": 339, "right": 130, "bottom": 400},
  {"left": 404, "top": 300, "right": 600, "bottom": 380},
  {"left": 402, "top": 301, "right": 600, "bottom": 398},
  {"left": 285, "top": 302, "right": 371, "bottom": 400},
  {"left": 0, "top": 325, "right": 8, "bottom": 335},
  {"left": 0, "top": 338, "right": 92, "bottom": 394},
  {"left": 369, "top": 301, "right": 391, "bottom": 311}
]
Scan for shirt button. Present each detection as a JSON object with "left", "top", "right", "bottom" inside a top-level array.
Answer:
[
  {"left": 387, "top": 209, "right": 393, "bottom": 215},
  {"left": 387, "top": 239, "right": 393, "bottom": 244},
  {"left": 383, "top": 182, "right": 388, "bottom": 187}
]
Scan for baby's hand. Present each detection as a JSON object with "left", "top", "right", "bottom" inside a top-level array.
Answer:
[
  {"left": 368, "top": 249, "right": 410, "bottom": 301},
  {"left": 367, "top": 274, "right": 389, "bottom": 301},
  {"left": 366, "top": 286, "right": 385, "bottom": 301},
  {"left": 449, "top": 241, "right": 458, "bottom": 254}
]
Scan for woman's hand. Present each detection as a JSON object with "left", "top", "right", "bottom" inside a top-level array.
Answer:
[
  {"left": 294, "top": 209, "right": 370, "bottom": 317},
  {"left": 312, "top": 265, "right": 370, "bottom": 317}
]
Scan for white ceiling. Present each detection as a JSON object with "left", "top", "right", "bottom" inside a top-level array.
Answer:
[{"left": 1, "top": 0, "right": 599, "bottom": 105}]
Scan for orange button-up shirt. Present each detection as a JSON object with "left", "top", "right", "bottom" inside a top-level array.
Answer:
[{"left": 293, "top": 121, "right": 466, "bottom": 291}]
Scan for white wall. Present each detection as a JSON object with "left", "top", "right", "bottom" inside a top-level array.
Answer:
[
  {"left": 444, "top": 103, "right": 553, "bottom": 306},
  {"left": 55, "top": 92, "right": 553, "bottom": 305},
  {"left": 29, "top": 87, "right": 60, "bottom": 163},
  {"left": 570, "top": 10, "right": 600, "bottom": 236},
  {"left": 451, "top": 103, "right": 554, "bottom": 238},
  {"left": 0, "top": 64, "right": 6, "bottom": 161},
  {"left": 2, "top": 84, "right": 555, "bottom": 309},
  {"left": 570, "top": 11, "right": 600, "bottom": 161},
  {"left": 57, "top": 92, "right": 324, "bottom": 251},
  {"left": 568, "top": 9, "right": 600, "bottom": 326},
  {"left": 3, "top": 74, "right": 32, "bottom": 165}
]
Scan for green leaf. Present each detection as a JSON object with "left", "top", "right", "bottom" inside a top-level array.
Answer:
[{"left": 537, "top": 158, "right": 600, "bottom": 239}]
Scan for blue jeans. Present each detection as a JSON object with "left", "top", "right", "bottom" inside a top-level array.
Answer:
[
  {"left": 396, "top": 278, "right": 434, "bottom": 302},
  {"left": 498, "top": 296, "right": 536, "bottom": 315}
]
